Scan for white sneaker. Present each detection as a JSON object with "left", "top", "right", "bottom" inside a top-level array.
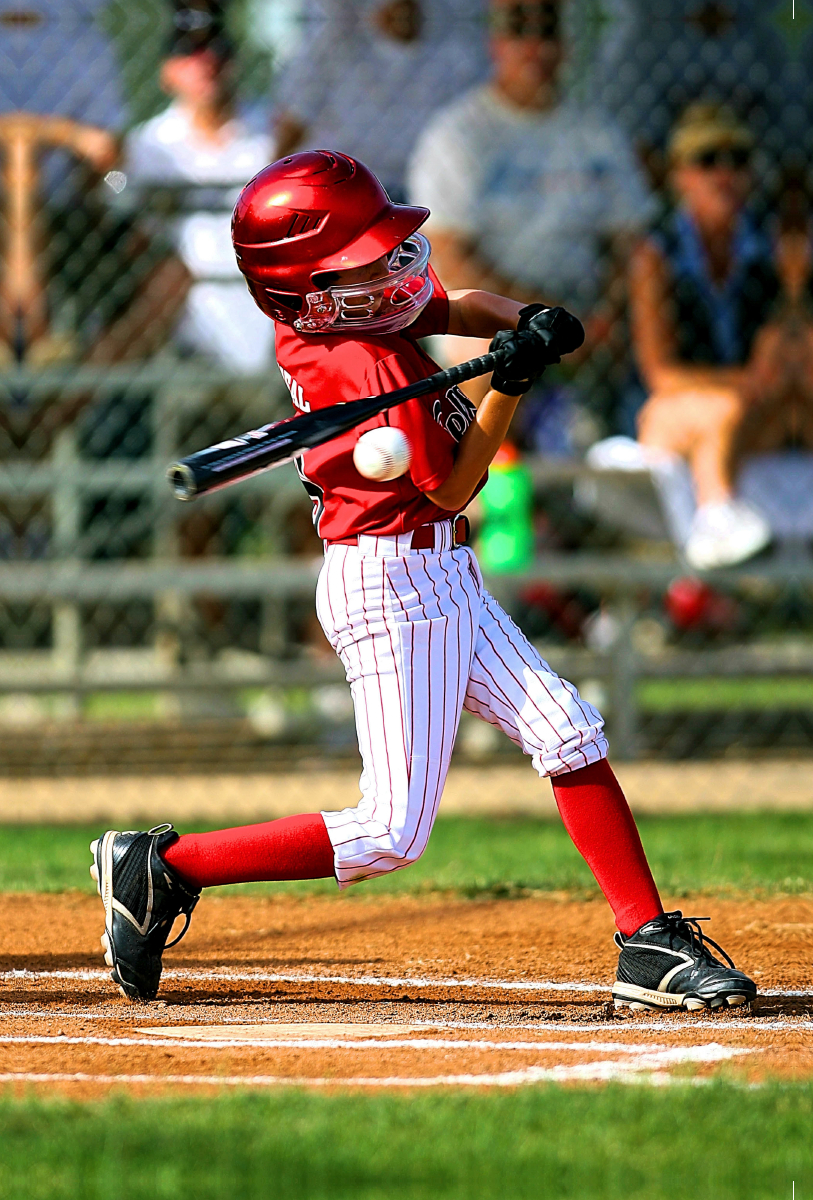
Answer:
[{"left": 684, "top": 499, "right": 771, "bottom": 570}]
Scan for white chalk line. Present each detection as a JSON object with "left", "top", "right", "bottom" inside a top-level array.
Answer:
[
  {"left": 0, "top": 1045, "right": 750, "bottom": 1089},
  {"left": 1, "top": 1011, "right": 810, "bottom": 1032},
  {"left": 1, "top": 967, "right": 606, "bottom": 992},
  {"left": 0, "top": 1009, "right": 158, "bottom": 1020},
  {"left": 1, "top": 1034, "right": 719, "bottom": 1054},
  {"left": 3, "top": 966, "right": 809, "bottom": 999},
  {"left": 1, "top": 1013, "right": 810, "bottom": 1034}
]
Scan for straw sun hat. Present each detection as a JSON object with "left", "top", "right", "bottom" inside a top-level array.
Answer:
[{"left": 668, "top": 103, "right": 754, "bottom": 166}]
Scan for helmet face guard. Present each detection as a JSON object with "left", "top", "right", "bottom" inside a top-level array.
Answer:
[{"left": 294, "top": 234, "right": 433, "bottom": 335}]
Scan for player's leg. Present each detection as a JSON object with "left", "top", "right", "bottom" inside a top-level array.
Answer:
[
  {"left": 160, "top": 814, "right": 334, "bottom": 885},
  {"left": 314, "top": 540, "right": 479, "bottom": 886},
  {"left": 462, "top": 578, "right": 756, "bottom": 1011},
  {"left": 461, "top": 582, "right": 660, "bottom": 933},
  {"left": 90, "top": 814, "right": 336, "bottom": 1001},
  {"left": 90, "top": 537, "right": 480, "bottom": 1000}
]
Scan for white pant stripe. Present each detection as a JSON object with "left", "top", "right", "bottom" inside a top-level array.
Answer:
[{"left": 316, "top": 529, "right": 607, "bottom": 888}]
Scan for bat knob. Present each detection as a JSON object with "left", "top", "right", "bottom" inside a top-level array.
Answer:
[{"left": 167, "top": 463, "right": 197, "bottom": 501}]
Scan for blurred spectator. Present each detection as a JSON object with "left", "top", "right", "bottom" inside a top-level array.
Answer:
[
  {"left": 734, "top": 179, "right": 813, "bottom": 467},
  {"left": 407, "top": 0, "right": 654, "bottom": 448},
  {"left": 0, "top": 0, "right": 126, "bottom": 193},
  {"left": 409, "top": 0, "right": 653, "bottom": 310},
  {"left": 579, "top": 0, "right": 800, "bottom": 175},
  {"left": 273, "top": 0, "right": 488, "bottom": 202},
  {"left": 0, "top": 113, "right": 119, "bottom": 365},
  {"left": 0, "top": 0, "right": 125, "bottom": 123},
  {"left": 0, "top": 0, "right": 127, "bottom": 365},
  {"left": 591, "top": 104, "right": 782, "bottom": 570},
  {"left": 115, "top": 0, "right": 274, "bottom": 374}
]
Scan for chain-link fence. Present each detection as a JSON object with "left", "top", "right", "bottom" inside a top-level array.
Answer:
[{"left": 1, "top": 0, "right": 811, "bottom": 788}]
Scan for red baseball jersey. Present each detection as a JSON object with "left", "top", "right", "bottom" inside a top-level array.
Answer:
[{"left": 273, "top": 268, "right": 481, "bottom": 540}]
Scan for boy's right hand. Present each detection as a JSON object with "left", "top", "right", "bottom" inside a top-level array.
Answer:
[
  {"left": 488, "top": 328, "right": 549, "bottom": 394},
  {"left": 488, "top": 305, "right": 585, "bottom": 395},
  {"left": 518, "top": 304, "right": 586, "bottom": 356}
]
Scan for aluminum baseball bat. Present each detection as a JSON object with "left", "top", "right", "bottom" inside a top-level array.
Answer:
[{"left": 167, "top": 348, "right": 506, "bottom": 502}]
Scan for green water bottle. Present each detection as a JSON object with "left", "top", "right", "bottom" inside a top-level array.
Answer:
[{"left": 478, "top": 442, "right": 535, "bottom": 573}]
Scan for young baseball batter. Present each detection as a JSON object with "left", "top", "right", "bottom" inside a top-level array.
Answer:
[{"left": 91, "top": 151, "right": 756, "bottom": 1012}]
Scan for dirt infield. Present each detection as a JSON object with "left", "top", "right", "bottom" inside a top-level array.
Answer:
[{"left": 2, "top": 892, "right": 812, "bottom": 1093}]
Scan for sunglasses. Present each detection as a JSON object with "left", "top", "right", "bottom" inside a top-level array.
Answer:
[
  {"left": 491, "top": 3, "right": 560, "bottom": 39},
  {"left": 691, "top": 146, "right": 751, "bottom": 170}
]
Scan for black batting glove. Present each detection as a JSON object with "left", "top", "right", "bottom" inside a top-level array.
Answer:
[
  {"left": 488, "top": 328, "right": 549, "bottom": 395},
  {"left": 489, "top": 305, "right": 585, "bottom": 396},
  {"left": 517, "top": 304, "right": 585, "bottom": 358}
]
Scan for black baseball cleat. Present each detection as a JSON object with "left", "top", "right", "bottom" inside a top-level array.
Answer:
[
  {"left": 89, "top": 824, "right": 200, "bottom": 1002},
  {"left": 612, "top": 910, "right": 757, "bottom": 1012}
]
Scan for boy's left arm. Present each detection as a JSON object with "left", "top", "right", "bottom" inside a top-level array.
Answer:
[{"left": 446, "top": 289, "right": 527, "bottom": 339}]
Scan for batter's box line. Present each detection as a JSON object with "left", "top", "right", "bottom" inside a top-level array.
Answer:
[
  {"left": 0, "top": 1044, "right": 752, "bottom": 1090},
  {"left": 3, "top": 1012, "right": 812, "bottom": 1035},
  {"left": 2, "top": 1013, "right": 810, "bottom": 1033},
  {"left": 0, "top": 967, "right": 758, "bottom": 994},
  {"left": 1, "top": 968, "right": 603, "bottom": 991},
  {"left": 2, "top": 1034, "right": 749, "bottom": 1055},
  {"left": 2, "top": 967, "right": 809, "bottom": 1000}
]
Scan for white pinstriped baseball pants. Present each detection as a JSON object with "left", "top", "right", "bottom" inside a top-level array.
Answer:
[{"left": 316, "top": 520, "right": 608, "bottom": 888}]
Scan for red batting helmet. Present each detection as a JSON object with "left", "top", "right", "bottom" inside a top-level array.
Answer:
[{"left": 231, "top": 150, "right": 432, "bottom": 333}]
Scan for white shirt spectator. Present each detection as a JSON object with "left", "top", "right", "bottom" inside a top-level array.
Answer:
[
  {"left": 123, "top": 101, "right": 274, "bottom": 375},
  {"left": 408, "top": 85, "right": 655, "bottom": 310},
  {"left": 274, "top": 0, "right": 487, "bottom": 199}
]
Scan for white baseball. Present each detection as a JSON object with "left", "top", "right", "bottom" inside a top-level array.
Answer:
[{"left": 352, "top": 427, "right": 412, "bottom": 481}]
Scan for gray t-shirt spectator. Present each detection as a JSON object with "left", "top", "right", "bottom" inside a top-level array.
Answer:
[{"left": 408, "top": 84, "right": 655, "bottom": 310}]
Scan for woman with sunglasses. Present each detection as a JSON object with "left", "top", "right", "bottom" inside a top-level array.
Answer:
[{"left": 627, "top": 103, "right": 782, "bottom": 570}]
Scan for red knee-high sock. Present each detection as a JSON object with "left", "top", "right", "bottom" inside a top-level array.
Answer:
[
  {"left": 551, "top": 759, "right": 663, "bottom": 935},
  {"left": 160, "top": 813, "right": 335, "bottom": 889}
]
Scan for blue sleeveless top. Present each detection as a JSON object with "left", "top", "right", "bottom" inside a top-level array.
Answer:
[{"left": 652, "top": 208, "right": 780, "bottom": 366}]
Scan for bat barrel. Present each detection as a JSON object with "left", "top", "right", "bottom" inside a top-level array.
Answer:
[
  {"left": 166, "top": 423, "right": 300, "bottom": 501},
  {"left": 167, "top": 462, "right": 198, "bottom": 502},
  {"left": 166, "top": 448, "right": 285, "bottom": 501}
]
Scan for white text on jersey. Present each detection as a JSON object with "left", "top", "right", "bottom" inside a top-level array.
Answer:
[{"left": 280, "top": 368, "right": 310, "bottom": 412}]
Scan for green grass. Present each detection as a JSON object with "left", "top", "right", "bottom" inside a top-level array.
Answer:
[
  {"left": 0, "top": 1084, "right": 809, "bottom": 1200},
  {"left": 82, "top": 692, "right": 160, "bottom": 722},
  {"left": 637, "top": 676, "right": 813, "bottom": 710},
  {"left": 2, "top": 811, "right": 812, "bottom": 898},
  {"left": 49, "top": 677, "right": 813, "bottom": 726}
]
